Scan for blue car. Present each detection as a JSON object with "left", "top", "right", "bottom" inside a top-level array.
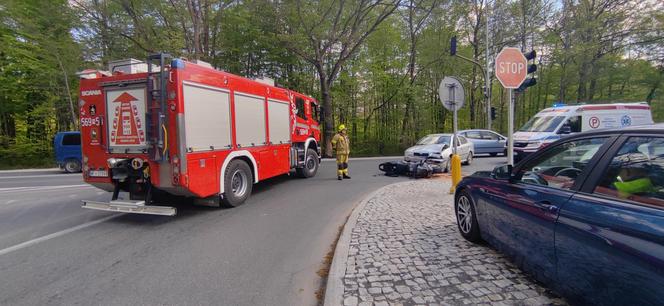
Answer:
[
  {"left": 455, "top": 124, "right": 664, "bottom": 305},
  {"left": 459, "top": 129, "right": 506, "bottom": 156},
  {"left": 54, "top": 131, "right": 82, "bottom": 173}
]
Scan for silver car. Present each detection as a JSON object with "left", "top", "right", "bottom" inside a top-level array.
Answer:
[
  {"left": 459, "top": 129, "right": 507, "bottom": 156},
  {"left": 404, "top": 133, "right": 475, "bottom": 172}
]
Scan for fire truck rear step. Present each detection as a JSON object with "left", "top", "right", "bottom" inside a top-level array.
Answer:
[{"left": 82, "top": 199, "right": 176, "bottom": 216}]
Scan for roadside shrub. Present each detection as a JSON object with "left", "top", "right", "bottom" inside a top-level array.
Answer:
[{"left": 0, "top": 142, "right": 54, "bottom": 169}]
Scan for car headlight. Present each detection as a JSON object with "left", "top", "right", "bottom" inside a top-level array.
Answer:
[
  {"left": 525, "top": 141, "right": 542, "bottom": 149},
  {"left": 107, "top": 158, "right": 127, "bottom": 168},
  {"left": 429, "top": 152, "right": 442, "bottom": 158}
]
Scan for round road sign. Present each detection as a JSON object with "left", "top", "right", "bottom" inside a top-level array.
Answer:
[
  {"left": 439, "top": 77, "right": 465, "bottom": 111},
  {"left": 495, "top": 47, "right": 527, "bottom": 88},
  {"left": 589, "top": 116, "right": 600, "bottom": 129}
]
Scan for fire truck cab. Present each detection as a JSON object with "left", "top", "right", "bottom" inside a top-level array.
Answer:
[{"left": 79, "top": 54, "right": 321, "bottom": 216}]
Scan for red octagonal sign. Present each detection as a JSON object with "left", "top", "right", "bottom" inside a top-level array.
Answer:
[{"left": 495, "top": 47, "right": 527, "bottom": 89}]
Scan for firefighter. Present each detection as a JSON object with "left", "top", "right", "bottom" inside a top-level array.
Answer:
[{"left": 331, "top": 124, "right": 351, "bottom": 180}]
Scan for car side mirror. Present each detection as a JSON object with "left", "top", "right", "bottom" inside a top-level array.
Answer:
[
  {"left": 558, "top": 125, "right": 571, "bottom": 135},
  {"left": 492, "top": 164, "right": 514, "bottom": 181}
]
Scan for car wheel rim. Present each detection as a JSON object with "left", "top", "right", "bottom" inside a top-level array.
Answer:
[
  {"left": 457, "top": 196, "right": 473, "bottom": 234},
  {"left": 306, "top": 155, "right": 316, "bottom": 170},
  {"left": 66, "top": 162, "right": 78, "bottom": 172},
  {"left": 231, "top": 170, "right": 248, "bottom": 197}
]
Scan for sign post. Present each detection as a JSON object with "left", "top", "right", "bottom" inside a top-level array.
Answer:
[
  {"left": 439, "top": 77, "right": 465, "bottom": 193},
  {"left": 494, "top": 47, "right": 527, "bottom": 166}
]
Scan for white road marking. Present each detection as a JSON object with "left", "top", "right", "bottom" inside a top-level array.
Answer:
[
  {"left": 0, "top": 174, "right": 81, "bottom": 180},
  {"left": 5, "top": 199, "right": 16, "bottom": 205},
  {"left": 0, "top": 168, "right": 60, "bottom": 174},
  {"left": 0, "top": 184, "right": 93, "bottom": 194},
  {"left": 0, "top": 214, "right": 121, "bottom": 257}
]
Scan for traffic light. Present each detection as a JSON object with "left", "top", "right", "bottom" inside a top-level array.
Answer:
[
  {"left": 490, "top": 106, "right": 497, "bottom": 120},
  {"left": 517, "top": 50, "right": 537, "bottom": 93},
  {"left": 450, "top": 36, "right": 457, "bottom": 56}
]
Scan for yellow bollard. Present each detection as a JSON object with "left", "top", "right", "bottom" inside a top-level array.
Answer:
[{"left": 449, "top": 154, "right": 462, "bottom": 194}]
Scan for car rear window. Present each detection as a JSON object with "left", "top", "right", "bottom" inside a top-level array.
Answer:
[
  {"left": 62, "top": 134, "right": 81, "bottom": 146},
  {"left": 465, "top": 131, "right": 482, "bottom": 139},
  {"left": 517, "top": 137, "right": 608, "bottom": 190},
  {"left": 481, "top": 131, "right": 500, "bottom": 140},
  {"left": 593, "top": 137, "right": 664, "bottom": 208}
]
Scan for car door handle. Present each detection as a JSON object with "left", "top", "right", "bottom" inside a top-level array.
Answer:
[{"left": 535, "top": 200, "right": 559, "bottom": 213}]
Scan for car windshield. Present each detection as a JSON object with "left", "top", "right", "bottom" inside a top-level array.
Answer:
[
  {"left": 416, "top": 135, "right": 451, "bottom": 145},
  {"left": 519, "top": 116, "right": 566, "bottom": 132}
]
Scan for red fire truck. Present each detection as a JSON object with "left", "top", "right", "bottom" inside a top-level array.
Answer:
[{"left": 79, "top": 54, "right": 321, "bottom": 216}]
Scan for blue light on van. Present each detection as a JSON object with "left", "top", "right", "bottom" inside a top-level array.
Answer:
[
  {"left": 171, "top": 59, "right": 185, "bottom": 69},
  {"left": 552, "top": 102, "right": 566, "bottom": 108}
]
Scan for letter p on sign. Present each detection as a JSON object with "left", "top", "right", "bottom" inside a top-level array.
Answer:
[{"left": 495, "top": 47, "right": 527, "bottom": 89}]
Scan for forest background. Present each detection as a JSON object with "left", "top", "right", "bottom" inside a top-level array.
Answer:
[{"left": 1, "top": 0, "right": 663, "bottom": 168}]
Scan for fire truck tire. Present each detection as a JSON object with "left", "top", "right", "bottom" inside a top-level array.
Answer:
[
  {"left": 296, "top": 148, "right": 319, "bottom": 178},
  {"left": 221, "top": 159, "right": 253, "bottom": 207},
  {"left": 64, "top": 159, "right": 82, "bottom": 173}
]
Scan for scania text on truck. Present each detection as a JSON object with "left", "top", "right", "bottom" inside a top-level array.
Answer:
[{"left": 78, "top": 54, "right": 321, "bottom": 216}]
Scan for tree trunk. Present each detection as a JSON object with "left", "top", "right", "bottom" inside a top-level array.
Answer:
[
  {"left": 319, "top": 73, "right": 334, "bottom": 157},
  {"left": 587, "top": 60, "right": 600, "bottom": 101},
  {"left": 645, "top": 69, "right": 663, "bottom": 104},
  {"left": 55, "top": 53, "right": 78, "bottom": 128}
]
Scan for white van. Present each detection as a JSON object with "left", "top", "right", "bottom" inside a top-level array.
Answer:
[{"left": 513, "top": 102, "right": 654, "bottom": 162}]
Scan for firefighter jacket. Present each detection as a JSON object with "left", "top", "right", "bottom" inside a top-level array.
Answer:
[{"left": 331, "top": 133, "right": 350, "bottom": 155}]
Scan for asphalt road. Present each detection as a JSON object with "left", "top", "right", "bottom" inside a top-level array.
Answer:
[{"left": 0, "top": 156, "right": 503, "bottom": 306}]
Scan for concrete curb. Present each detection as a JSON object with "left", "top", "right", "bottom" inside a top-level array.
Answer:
[{"left": 323, "top": 180, "right": 415, "bottom": 306}]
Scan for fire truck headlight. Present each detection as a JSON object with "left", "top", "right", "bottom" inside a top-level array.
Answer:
[{"left": 107, "top": 158, "right": 121, "bottom": 168}]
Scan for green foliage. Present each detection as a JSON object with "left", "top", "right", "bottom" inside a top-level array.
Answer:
[
  {"left": 0, "top": 141, "right": 54, "bottom": 169},
  {"left": 0, "top": 0, "right": 80, "bottom": 169},
  {"left": 1, "top": 0, "right": 663, "bottom": 165}
]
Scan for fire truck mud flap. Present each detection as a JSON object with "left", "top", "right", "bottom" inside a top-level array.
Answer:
[{"left": 82, "top": 199, "right": 176, "bottom": 216}]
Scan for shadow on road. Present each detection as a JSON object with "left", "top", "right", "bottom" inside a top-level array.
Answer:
[{"left": 103, "top": 173, "right": 304, "bottom": 225}]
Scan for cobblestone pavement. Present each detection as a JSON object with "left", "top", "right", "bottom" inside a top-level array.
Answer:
[{"left": 339, "top": 179, "right": 566, "bottom": 306}]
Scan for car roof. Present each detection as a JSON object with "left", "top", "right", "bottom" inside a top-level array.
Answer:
[
  {"left": 459, "top": 129, "right": 498, "bottom": 133},
  {"left": 424, "top": 133, "right": 452, "bottom": 137},
  {"left": 563, "top": 123, "right": 664, "bottom": 139},
  {"left": 538, "top": 102, "right": 649, "bottom": 113}
]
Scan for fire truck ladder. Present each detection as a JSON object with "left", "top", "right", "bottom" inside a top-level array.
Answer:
[{"left": 147, "top": 53, "right": 171, "bottom": 162}]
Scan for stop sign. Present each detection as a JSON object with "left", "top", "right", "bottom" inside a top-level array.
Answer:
[{"left": 495, "top": 47, "right": 527, "bottom": 88}]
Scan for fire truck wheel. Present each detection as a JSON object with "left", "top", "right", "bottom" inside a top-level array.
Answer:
[
  {"left": 222, "top": 159, "right": 253, "bottom": 207},
  {"left": 296, "top": 148, "right": 319, "bottom": 178},
  {"left": 64, "top": 159, "right": 82, "bottom": 173}
]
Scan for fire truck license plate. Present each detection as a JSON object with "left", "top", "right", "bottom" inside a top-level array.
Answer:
[{"left": 89, "top": 170, "right": 108, "bottom": 177}]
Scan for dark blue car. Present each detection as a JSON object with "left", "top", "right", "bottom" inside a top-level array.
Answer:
[
  {"left": 455, "top": 124, "right": 664, "bottom": 305},
  {"left": 54, "top": 131, "right": 82, "bottom": 173}
]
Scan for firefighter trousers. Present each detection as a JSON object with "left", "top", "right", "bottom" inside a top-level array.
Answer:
[{"left": 336, "top": 154, "right": 349, "bottom": 176}]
